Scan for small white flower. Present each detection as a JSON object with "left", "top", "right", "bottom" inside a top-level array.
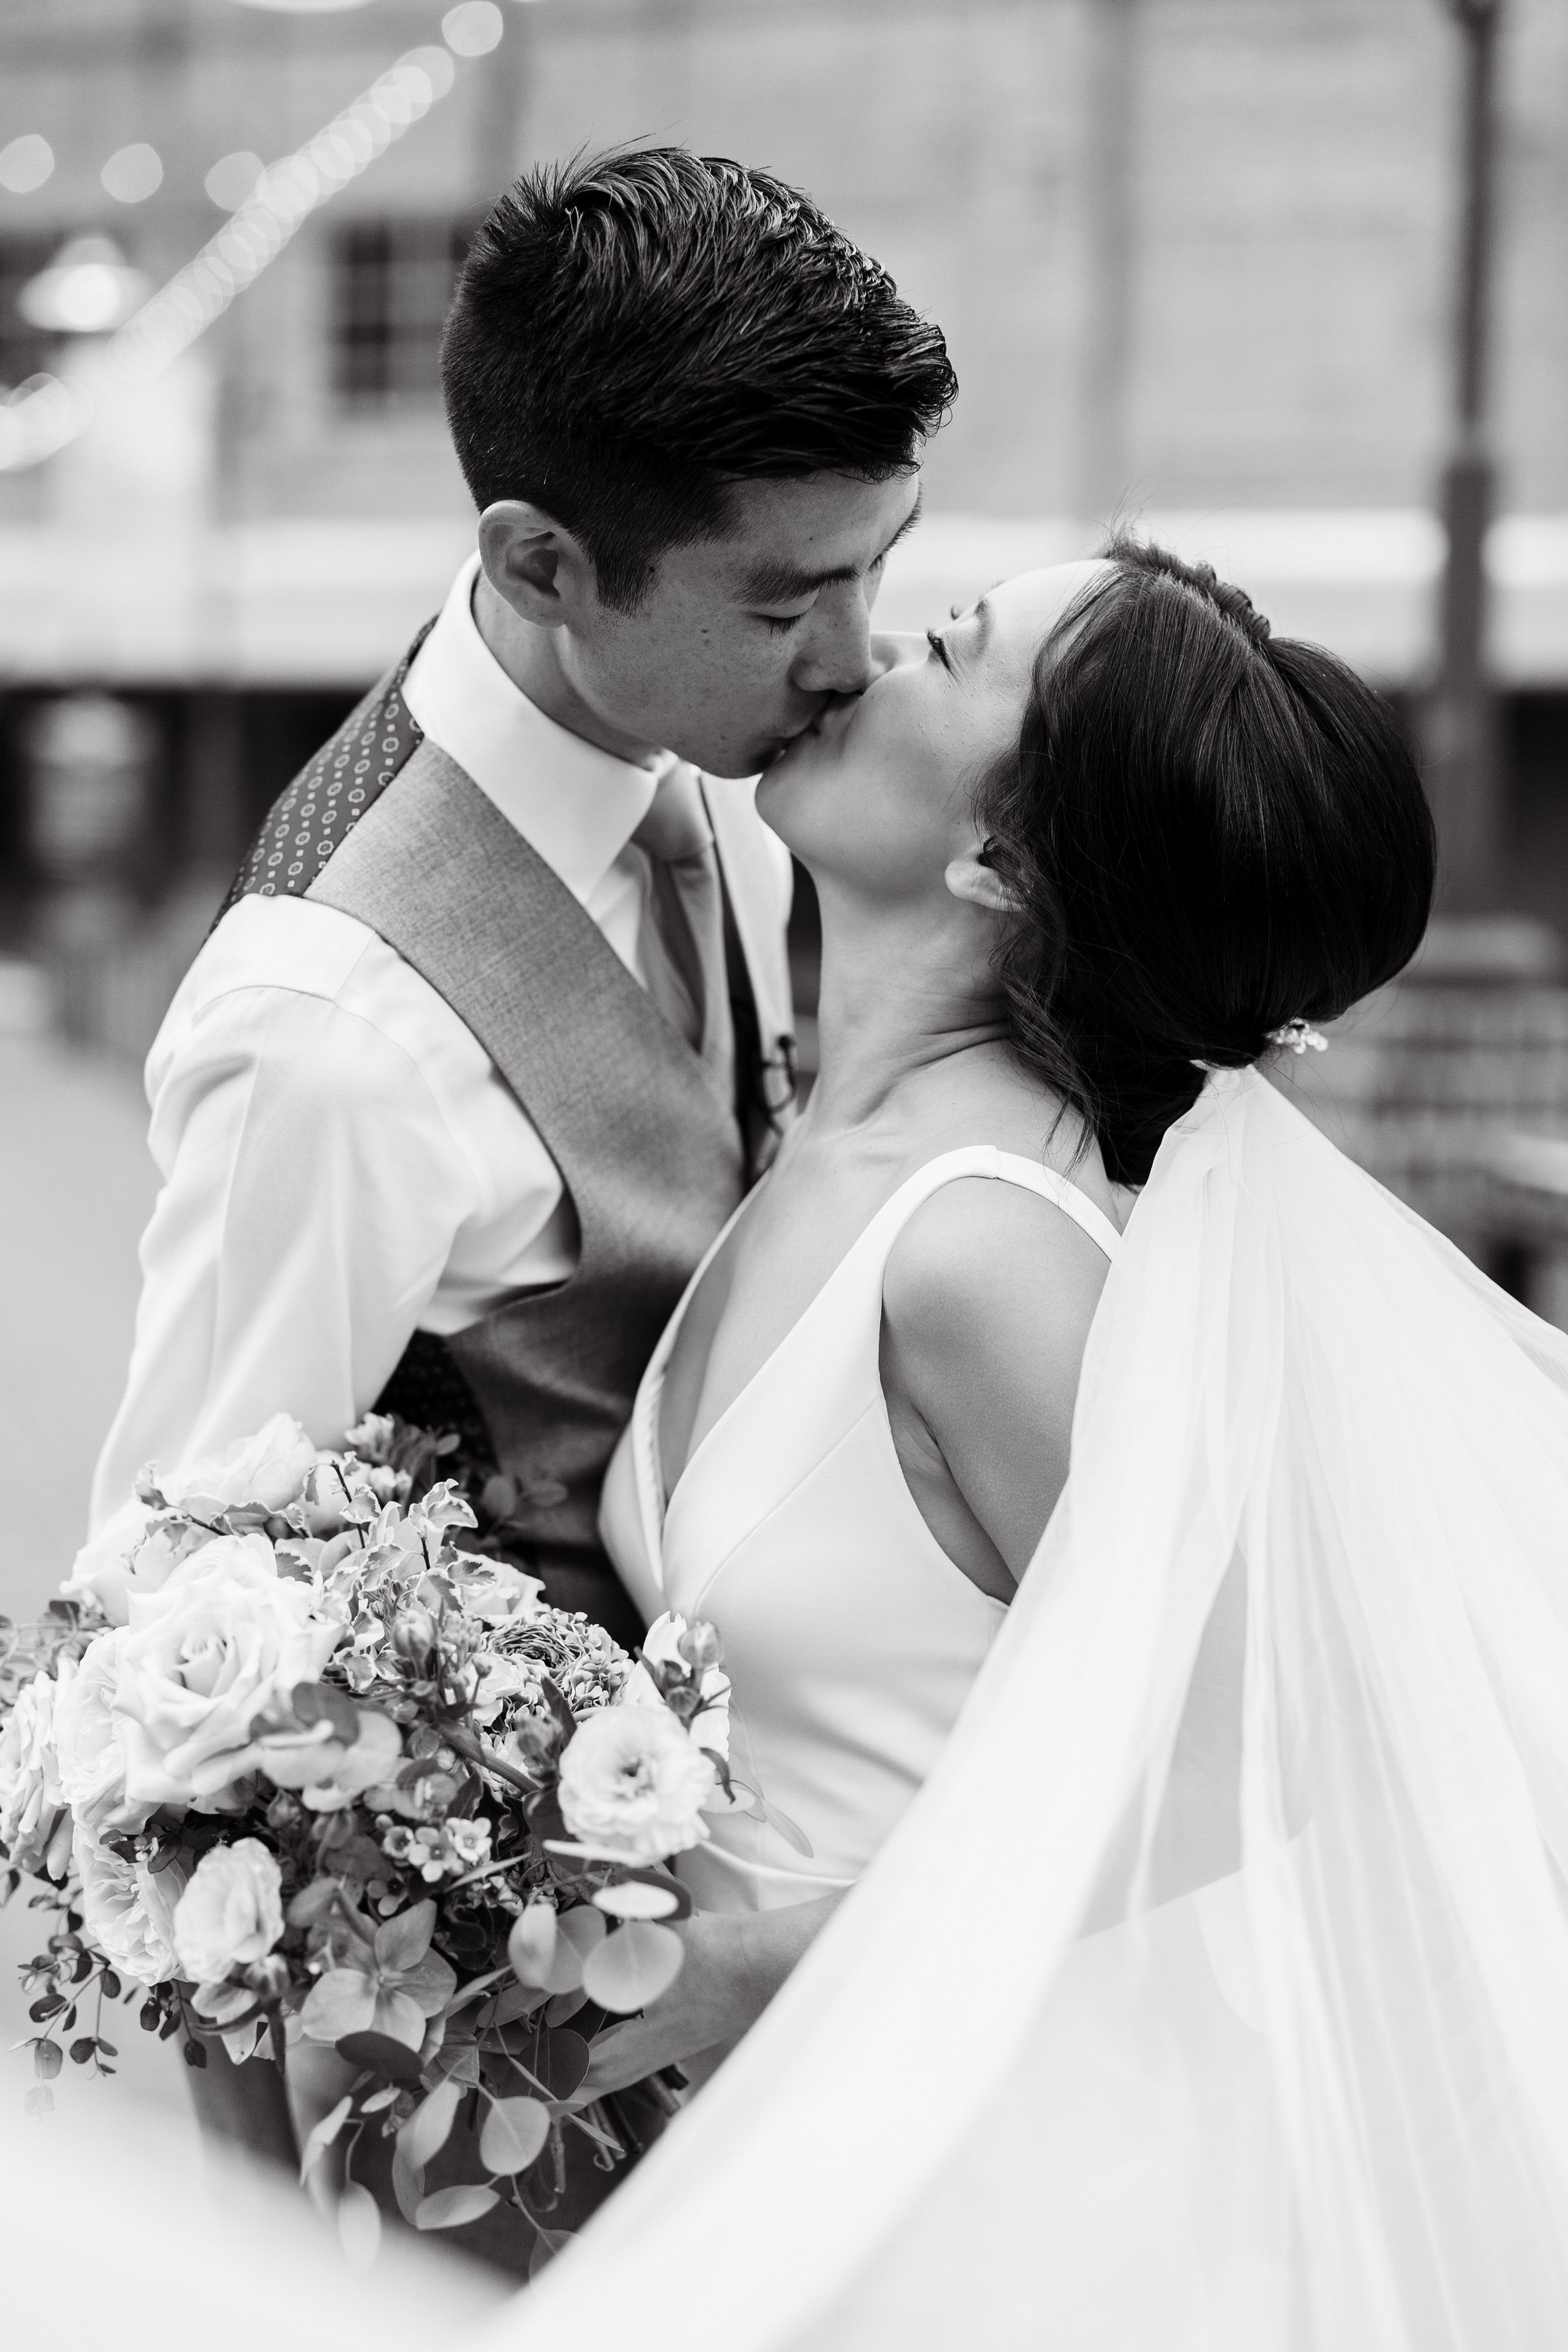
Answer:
[
  {"left": 173, "top": 1841, "right": 283, "bottom": 1983},
  {"left": 558, "top": 1706, "right": 717, "bottom": 1863}
]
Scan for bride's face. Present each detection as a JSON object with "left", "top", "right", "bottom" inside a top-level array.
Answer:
[{"left": 757, "top": 561, "right": 1111, "bottom": 898}]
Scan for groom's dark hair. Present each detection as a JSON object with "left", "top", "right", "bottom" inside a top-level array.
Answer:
[{"left": 440, "top": 147, "right": 956, "bottom": 610}]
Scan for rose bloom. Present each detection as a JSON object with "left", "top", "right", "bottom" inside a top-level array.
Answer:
[
  {"left": 113, "top": 1534, "right": 339, "bottom": 1813},
  {"left": 63, "top": 1500, "right": 211, "bottom": 1628},
  {"left": 0, "top": 1668, "right": 73, "bottom": 1878},
  {"left": 558, "top": 1706, "right": 718, "bottom": 1863},
  {"left": 161, "top": 1413, "right": 320, "bottom": 1517},
  {"left": 76, "top": 1825, "right": 186, "bottom": 1987},
  {"left": 173, "top": 1840, "right": 283, "bottom": 1983},
  {"left": 51, "top": 1629, "right": 150, "bottom": 1837}
]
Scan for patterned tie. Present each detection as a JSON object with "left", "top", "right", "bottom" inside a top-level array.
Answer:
[{"left": 632, "top": 761, "right": 736, "bottom": 1098}]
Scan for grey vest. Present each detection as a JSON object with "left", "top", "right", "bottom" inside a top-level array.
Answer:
[{"left": 224, "top": 633, "right": 795, "bottom": 1628}]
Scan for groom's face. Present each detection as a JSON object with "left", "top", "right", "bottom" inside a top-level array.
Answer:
[{"left": 565, "top": 470, "right": 923, "bottom": 777}]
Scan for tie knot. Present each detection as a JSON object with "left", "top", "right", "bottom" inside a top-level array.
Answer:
[{"left": 633, "top": 761, "right": 715, "bottom": 865}]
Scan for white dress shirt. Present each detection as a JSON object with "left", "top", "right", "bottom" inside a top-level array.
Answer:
[{"left": 90, "top": 555, "right": 787, "bottom": 1526}]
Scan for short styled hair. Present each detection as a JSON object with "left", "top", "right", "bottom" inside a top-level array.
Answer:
[{"left": 440, "top": 147, "right": 957, "bottom": 608}]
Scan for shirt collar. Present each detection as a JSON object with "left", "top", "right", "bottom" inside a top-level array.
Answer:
[{"left": 400, "top": 552, "right": 665, "bottom": 907}]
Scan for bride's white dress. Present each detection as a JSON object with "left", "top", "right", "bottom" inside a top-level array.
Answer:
[
  {"left": 600, "top": 1146, "right": 1120, "bottom": 1936},
  {"left": 512, "top": 1071, "right": 1568, "bottom": 2352}
]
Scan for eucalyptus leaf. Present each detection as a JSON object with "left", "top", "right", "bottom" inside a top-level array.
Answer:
[
  {"left": 298, "top": 2094, "right": 353, "bottom": 2185},
  {"left": 529, "top": 2028, "right": 591, "bottom": 2100},
  {"left": 337, "top": 2182, "right": 382, "bottom": 2273},
  {"left": 479, "top": 2095, "right": 551, "bottom": 2176},
  {"left": 592, "top": 1880, "right": 681, "bottom": 1920},
  {"left": 398, "top": 2076, "right": 464, "bottom": 2169},
  {"left": 506, "top": 1902, "right": 558, "bottom": 1989},
  {"left": 390, "top": 2146, "right": 425, "bottom": 2227},
  {"left": 494, "top": 1981, "right": 548, "bottom": 2026},
  {"left": 528, "top": 2220, "right": 573, "bottom": 2279},
  {"left": 581, "top": 1921, "right": 684, "bottom": 2015},
  {"left": 335, "top": 2029, "right": 423, "bottom": 2085},
  {"left": 415, "top": 2185, "right": 501, "bottom": 2232}
]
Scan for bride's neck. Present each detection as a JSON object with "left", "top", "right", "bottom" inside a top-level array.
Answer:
[{"left": 806, "top": 879, "right": 1009, "bottom": 1132}]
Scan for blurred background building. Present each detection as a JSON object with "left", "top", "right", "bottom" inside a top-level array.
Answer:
[
  {"left": 4, "top": 0, "right": 1568, "bottom": 956},
  {"left": 5, "top": 0, "right": 1568, "bottom": 1526}
]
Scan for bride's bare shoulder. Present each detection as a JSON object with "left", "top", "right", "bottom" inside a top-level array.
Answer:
[{"left": 884, "top": 1160, "right": 1115, "bottom": 1335}]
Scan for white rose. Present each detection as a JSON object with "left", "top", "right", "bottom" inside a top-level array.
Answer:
[
  {"left": 558, "top": 1706, "right": 717, "bottom": 1863},
  {"left": 172, "top": 1840, "right": 283, "bottom": 1983},
  {"left": 245, "top": 1709, "right": 403, "bottom": 1813},
  {"left": 52, "top": 1629, "right": 149, "bottom": 1836},
  {"left": 76, "top": 1825, "right": 186, "bottom": 1987},
  {"left": 114, "top": 1534, "right": 339, "bottom": 1813},
  {"left": 0, "top": 1668, "right": 73, "bottom": 1877},
  {"left": 62, "top": 1501, "right": 211, "bottom": 1628},
  {"left": 162, "top": 1414, "right": 320, "bottom": 1517}
]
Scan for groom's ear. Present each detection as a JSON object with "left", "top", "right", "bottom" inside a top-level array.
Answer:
[
  {"left": 945, "top": 841, "right": 1020, "bottom": 916},
  {"left": 478, "top": 500, "right": 597, "bottom": 627}
]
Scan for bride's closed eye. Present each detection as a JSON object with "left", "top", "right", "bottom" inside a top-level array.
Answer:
[{"left": 926, "top": 628, "right": 953, "bottom": 672}]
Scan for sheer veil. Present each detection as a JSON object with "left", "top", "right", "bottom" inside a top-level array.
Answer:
[{"left": 494, "top": 1069, "right": 1568, "bottom": 2351}]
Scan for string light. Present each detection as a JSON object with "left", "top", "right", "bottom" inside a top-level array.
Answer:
[{"left": 0, "top": 34, "right": 470, "bottom": 472}]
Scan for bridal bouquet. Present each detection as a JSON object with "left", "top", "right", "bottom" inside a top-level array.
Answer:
[{"left": 0, "top": 1411, "right": 736, "bottom": 2265}]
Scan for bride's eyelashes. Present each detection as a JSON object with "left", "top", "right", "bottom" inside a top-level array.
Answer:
[{"left": 926, "top": 628, "right": 953, "bottom": 672}]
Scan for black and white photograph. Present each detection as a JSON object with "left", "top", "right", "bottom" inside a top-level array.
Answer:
[{"left": 3, "top": 2, "right": 1568, "bottom": 2344}]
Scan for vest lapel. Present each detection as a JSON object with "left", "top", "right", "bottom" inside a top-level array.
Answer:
[{"left": 307, "top": 740, "right": 744, "bottom": 1263}]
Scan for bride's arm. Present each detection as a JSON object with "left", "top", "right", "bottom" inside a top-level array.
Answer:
[
  {"left": 579, "top": 1894, "right": 846, "bottom": 2097},
  {"left": 879, "top": 1177, "right": 1111, "bottom": 1582}
]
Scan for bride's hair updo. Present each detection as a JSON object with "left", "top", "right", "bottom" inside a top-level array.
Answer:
[{"left": 978, "top": 538, "right": 1436, "bottom": 1186}]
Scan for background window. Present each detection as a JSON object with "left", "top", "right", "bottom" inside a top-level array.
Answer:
[{"left": 330, "top": 216, "right": 475, "bottom": 408}]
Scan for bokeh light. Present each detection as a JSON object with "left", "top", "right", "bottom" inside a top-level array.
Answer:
[
  {"left": 18, "top": 236, "right": 152, "bottom": 334},
  {"left": 442, "top": 3, "right": 503, "bottom": 60},
  {"left": 204, "top": 151, "right": 265, "bottom": 212},
  {"left": 0, "top": 134, "right": 55, "bottom": 196},
  {"left": 101, "top": 144, "right": 164, "bottom": 205}
]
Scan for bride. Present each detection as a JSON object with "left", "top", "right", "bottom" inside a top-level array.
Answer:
[{"left": 528, "top": 537, "right": 1568, "bottom": 2348}]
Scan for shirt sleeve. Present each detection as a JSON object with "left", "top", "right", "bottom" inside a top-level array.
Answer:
[{"left": 88, "top": 982, "right": 480, "bottom": 1525}]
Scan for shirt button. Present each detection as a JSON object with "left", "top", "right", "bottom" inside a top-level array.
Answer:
[{"left": 521, "top": 1476, "right": 569, "bottom": 1509}]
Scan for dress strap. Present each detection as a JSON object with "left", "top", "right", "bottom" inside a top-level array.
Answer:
[
  {"left": 867, "top": 1145, "right": 1121, "bottom": 1268},
  {"left": 981, "top": 1148, "right": 1121, "bottom": 1263}
]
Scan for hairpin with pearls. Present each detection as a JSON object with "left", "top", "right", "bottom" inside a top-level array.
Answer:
[{"left": 1268, "top": 1017, "right": 1328, "bottom": 1056}]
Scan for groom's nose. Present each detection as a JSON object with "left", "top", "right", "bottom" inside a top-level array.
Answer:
[{"left": 787, "top": 580, "right": 887, "bottom": 697}]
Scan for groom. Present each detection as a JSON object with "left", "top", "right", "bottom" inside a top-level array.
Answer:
[{"left": 90, "top": 148, "right": 954, "bottom": 2231}]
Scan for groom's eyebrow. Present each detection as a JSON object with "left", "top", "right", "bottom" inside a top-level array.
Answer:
[{"left": 740, "top": 489, "right": 924, "bottom": 603}]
